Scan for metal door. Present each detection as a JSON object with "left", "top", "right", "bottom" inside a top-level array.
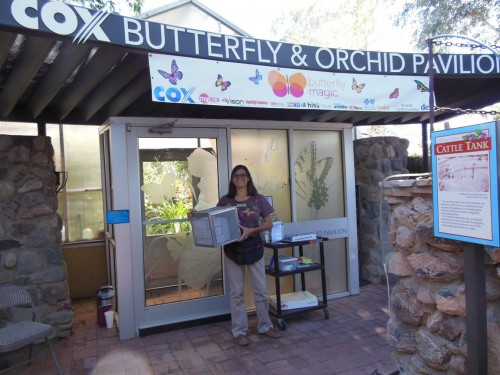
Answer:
[{"left": 132, "top": 126, "right": 230, "bottom": 331}]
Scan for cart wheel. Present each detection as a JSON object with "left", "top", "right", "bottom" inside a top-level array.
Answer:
[
  {"left": 324, "top": 308, "right": 329, "bottom": 320},
  {"left": 277, "top": 319, "right": 287, "bottom": 331}
]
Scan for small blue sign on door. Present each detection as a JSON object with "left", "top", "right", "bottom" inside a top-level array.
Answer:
[{"left": 106, "top": 210, "right": 130, "bottom": 224}]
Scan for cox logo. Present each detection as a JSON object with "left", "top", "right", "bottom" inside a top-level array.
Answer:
[
  {"left": 12, "top": 0, "right": 111, "bottom": 43},
  {"left": 154, "top": 86, "right": 196, "bottom": 103}
]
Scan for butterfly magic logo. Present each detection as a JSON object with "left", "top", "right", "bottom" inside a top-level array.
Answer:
[
  {"left": 268, "top": 70, "right": 307, "bottom": 98},
  {"left": 267, "top": 70, "right": 342, "bottom": 103}
]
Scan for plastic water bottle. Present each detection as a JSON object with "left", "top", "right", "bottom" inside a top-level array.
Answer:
[
  {"left": 271, "top": 221, "right": 284, "bottom": 242},
  {"left": 262, "top": 230, "right": 271, "bottom": 243}
]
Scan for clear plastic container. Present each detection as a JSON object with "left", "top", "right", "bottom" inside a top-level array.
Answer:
[
  {"left": 82, "top": 226, "right": 93, "bottom": 240},
  {"left": 271, "top": 221, "right": 284, "bottom": 242}
]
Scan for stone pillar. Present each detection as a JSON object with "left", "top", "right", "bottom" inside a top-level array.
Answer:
[
  {"left": 354, "top": 136, "right": 409, "bottom": 283},
  {"left": 0, "top": 135, "right": 74, "bottom": 338},
  {"left": 383, "top": 178, "right": 500, "bottom": 374}
]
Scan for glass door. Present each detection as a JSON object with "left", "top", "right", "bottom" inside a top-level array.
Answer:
[{"left": 131, "top": 126, "right": 230, "bottom": 329}]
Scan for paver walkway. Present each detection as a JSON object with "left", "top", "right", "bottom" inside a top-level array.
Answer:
[{"left": 3, "top": 283, "right": 398, "bottom": 375}]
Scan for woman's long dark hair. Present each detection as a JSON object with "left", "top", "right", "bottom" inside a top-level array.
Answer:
[{"left": 227, "top": 164, "right": 258, "bottom": 198}]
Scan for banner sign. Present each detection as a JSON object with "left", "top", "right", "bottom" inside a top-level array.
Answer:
[
  {"left": 1, "top": 0, "right": 499, "bottom": 76},
  {"left": 431, "top": 121, "right": 500, "bottom": 246},
  {"left": 149, "top": 54, "right": 432, "bottom": 112}
]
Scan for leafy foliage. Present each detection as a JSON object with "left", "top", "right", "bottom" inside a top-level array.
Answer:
[
  {"left": 64, "top": 0, "right": 144, "bottom": 15},
  {"left": 145, "top": 199, "right": 192, "bottom": 235},
  {"left": 394, "top": 0, "right": 500, "bottom": 50},
  {"left": 406, "top": 155, "right": 426, "bottom": 173},
  {"left": 357, "top": 126, "right": 397, "bottom": 138},
  {"left": 270, "top": 0, "right": 381, "bottom": 49},
  {"left": 142, "top": 161, "right": 193, "bottom": 236}
]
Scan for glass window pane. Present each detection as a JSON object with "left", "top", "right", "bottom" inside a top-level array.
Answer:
[
  {"left": 293, "top": 130, "right": 348, "bottom": 293},
  {"left": 231, "top": 129, "right": 293, "bottom": 300},
  {"left": 62, "top": 125, "right": 102, "bottom": 191},
  {"left": 231, "top": 129, "right": 291, "bottom": 222},
  {"left": 47, "top": 125, "right": 104, "bottom": 242},
  {"left": 140, "top": 138, "right": 223, "bottom": 306},
  {"left": 293, "top": 130, "right": 344, "bottom": 219},
  {"left": 66, "top": 190, "right": 104, "bottom": 241},
  {"left": 144, "top": 223, "right": 223, "bottom": 305}
]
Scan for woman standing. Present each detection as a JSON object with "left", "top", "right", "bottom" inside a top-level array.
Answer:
[{"left": 217, "top": 165, "right": 282, "bottom": 346}]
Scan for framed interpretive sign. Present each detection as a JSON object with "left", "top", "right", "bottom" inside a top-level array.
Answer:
[{"left": 431, "top": 121, "right": 500, "bottom": 246}]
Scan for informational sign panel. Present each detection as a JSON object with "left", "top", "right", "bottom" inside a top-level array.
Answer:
[
  {"left": 149, "top": 54, "right": 431, "bottom": 112},
  {"left": 106, "top": 210, "right": 130, "bottom": 224},
  {"left": 431, "top": 121, "right": 500, "bottom": 246}
]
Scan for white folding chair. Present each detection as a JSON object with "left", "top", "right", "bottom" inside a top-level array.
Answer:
[{"left": 0, "top": 285, "right": 63, "bottom": 374}]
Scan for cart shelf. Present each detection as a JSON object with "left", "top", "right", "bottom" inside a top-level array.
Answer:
[{"left": 264, "top": 237, "right": 329, "bottom": 330}]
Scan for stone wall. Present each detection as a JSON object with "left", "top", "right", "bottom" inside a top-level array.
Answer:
[
  {"left": 354, "top": 136, "right": 409, "bottom": 283},
  {"left": 0, "top": 135, "right": 74, "bottom": 338},
  {"left": 383, "top": 178, "right": 500, "bottom": 374}
]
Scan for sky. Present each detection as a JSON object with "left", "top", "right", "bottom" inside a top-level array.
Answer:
[{"left": 140, "top": 0, "right": 299, "bottom": 40}]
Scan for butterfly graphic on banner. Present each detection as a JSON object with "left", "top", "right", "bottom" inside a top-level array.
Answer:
[
  {"left": 414, "top": 80, "right": 429, "bottom": 92},
  {"left": 216, "top": 74, "right": 231, "bottom": 91},
  {"left": 351, "top": 78, "right": 366, "bottom": 93},
  {"left": 268, "top": 70, "right": 306, "bottom": 97},
  {"left": 294, "top": 141, "right": 333, "bottom": 210},
  {"left": 249, "top": 69, "right": 262, "bottom": 85},
  {"left": 389, "top": 88, "right": 399, "bottom": 99},
  {"left": 158, "top": 59, "right": 183, "bottom": 85}
]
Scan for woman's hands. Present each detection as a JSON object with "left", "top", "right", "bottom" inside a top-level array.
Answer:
[
  {"left": 238, "top": 225, "right": 254, "bottom": 241},
  {"left": 238, "top": 214, "right": 273, "bottom": 241}
]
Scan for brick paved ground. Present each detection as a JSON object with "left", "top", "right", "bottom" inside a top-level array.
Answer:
[{"left": 3, "top": 283, "right": 398, "bottom": 375}]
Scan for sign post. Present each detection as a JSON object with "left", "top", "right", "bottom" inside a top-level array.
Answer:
[
  {"left": 431, "top": 121, "right": 500, "bottom": 374},
  {"left": 463, "top": 242, "right": 487, "bottom": 374}
]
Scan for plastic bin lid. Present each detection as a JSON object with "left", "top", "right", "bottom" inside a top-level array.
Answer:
[{"left": 96, "top": 285, "right": 115, "bottom": 299}]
